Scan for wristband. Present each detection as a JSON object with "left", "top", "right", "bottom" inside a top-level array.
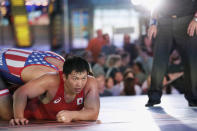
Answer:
[{"left": 150, "top": 18, "right": 157, "bottom": 26}]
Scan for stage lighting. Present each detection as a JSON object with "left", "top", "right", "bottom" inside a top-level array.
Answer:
[{"left": 131, "top": 0, "right": 142, "bottom": 6}]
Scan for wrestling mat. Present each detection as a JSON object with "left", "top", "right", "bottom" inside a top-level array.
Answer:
[{"left": 1, "top": 94, "right": 197, "bottom": 131}]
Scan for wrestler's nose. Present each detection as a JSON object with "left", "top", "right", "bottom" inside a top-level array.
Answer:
[{"left": 76, "top": 80, "right": 82, "bottom": 87}]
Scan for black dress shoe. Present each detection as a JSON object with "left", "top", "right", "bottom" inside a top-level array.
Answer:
[
  {"left": 189, "top": 102, "right": 197, "bottom": 107},
  {"left": 145, "top": 100, "right": 161, "bottom": 107}
]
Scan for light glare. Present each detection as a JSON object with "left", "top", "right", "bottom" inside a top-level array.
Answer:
[
  {"left": 131, "top": 0, "right": 162, "bottom": 11},
  {"left": 131, "top": 0, "right": 142, "bottom": 6}
]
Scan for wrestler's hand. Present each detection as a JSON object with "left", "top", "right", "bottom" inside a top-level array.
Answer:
[
  {"left": 9, "top": 118, "right": 29, "bottom": 126},
  {"left": 187, "top": 19, "right": 197, "bottom": 37},
  {"left": 148, "top": 25, "right": 157, "bottom": 40},
  {"left": 56, "top": 110, "right": 73, "bottom": 123}
]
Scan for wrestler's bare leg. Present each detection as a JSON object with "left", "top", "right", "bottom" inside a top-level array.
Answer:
[
  {"left": 21, "top": 58, "right": 64, "bottom": 82},
  {"left": 0, "top": 77, "right": 13, "bottom": 120},
  {"left": 45, "top": 57, "right": 64, "bottom": 71},
  {"left": 0, "top": 95, "right": 13, "bottom": 120}
]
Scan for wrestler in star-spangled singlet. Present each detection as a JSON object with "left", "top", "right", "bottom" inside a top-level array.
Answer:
[{"left": 0, "top": 48, "right": 64, "bottom": 96}]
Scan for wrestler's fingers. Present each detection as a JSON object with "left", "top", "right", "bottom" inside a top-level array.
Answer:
[
  {"left": 56, "top": 115, "right": 61, "bottom": 121},
  {"left": 20, "top": 119, "right": 29, "bottom": 125},
  {"left": 187, "top": 23, "right": 192, "bottom": 35},
  {"left": 24, "top": 119, "right": 29, "bottom": 125},
  {"left": 56, "top": 117, "right": 61, "bottom": 122},
  {"left": 56, "top": 110, "right": 65, "bottom": 119},
  {"left": 19, "top": 119, "right": 24, "bottom": 125},
  {"left": 194, "top": 26, "right": 197, "bottom": 36},
  {"left": 189, "top": 26, "right": 195, "bottom": 37},
  {"left": 57, "top": 116, "right": 64, "bottom": 122},
  {"left": 56, "top": 114, "right": 63, "bottom": 121},
  {"left": 14, "top": 119, "right": 20, "bottom": 125},
  {"left": 57, "top": 110, "right": 65, "bottom": 115},
  {"left": 56, "top": 111, "right": 61, "bottom": 117},
  {"left": 9, "top": 119, "right": 15, "bottom": 126}
]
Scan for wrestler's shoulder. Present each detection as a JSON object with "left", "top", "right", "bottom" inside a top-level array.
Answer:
[
  {"left": 86, "top": 76, "right": 97, "bottom": 88},
  {"left": 87, "top": 75, "right": 96, "bottom": 82},
  {"left": 40, "top": 72, "right": 60, "bottom": 84}
]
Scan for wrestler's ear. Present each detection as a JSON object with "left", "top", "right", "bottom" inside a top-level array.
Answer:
[{"left": 62, "top": 74, "right": 67, "bottom": 81}]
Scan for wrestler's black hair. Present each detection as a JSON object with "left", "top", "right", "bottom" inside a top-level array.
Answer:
[{"left": 63, "top": 56, "right": 90, "bottom": 77}]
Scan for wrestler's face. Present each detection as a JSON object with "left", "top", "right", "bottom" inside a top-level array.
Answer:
[{"left": 63, "top": 70, "right": 88, "bottom": 94}]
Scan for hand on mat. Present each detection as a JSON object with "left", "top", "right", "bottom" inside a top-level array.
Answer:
[
  {"left": 148, "top": 25, "right": 157, "bottom": 40},
  {"left": 56, "top": 110, "right": 72, "bottom": 123},
  {"left": 187, "top": 19, "right": 197, "bottom": 37},
  {"left": 9, "top": 118, "right": 29, "bottom": 126}
]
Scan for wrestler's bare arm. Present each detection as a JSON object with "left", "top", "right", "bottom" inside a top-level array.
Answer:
[
  {"left": 10, "top": 73, "right": 59, "bottom": 125},
  {"left": 56, "top": 76, "right": 100, "bottom": 122}
]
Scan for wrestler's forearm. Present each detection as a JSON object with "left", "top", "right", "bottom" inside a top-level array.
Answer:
[
  {"left": 13, "top": 89, "right": 28, "bottom": 119},
  {"left": 70, "top": 78, "right": 100, "bottom": 121},
  {"left": 71, "top": 108, "right": 99, "bottom": 121}
]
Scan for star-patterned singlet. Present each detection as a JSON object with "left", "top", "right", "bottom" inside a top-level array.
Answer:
[{"left": 0, "top": 48, "right": 64, "bottom": 85}]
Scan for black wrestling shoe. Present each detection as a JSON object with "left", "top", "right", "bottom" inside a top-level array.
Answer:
[{"left": 145, "top": 100, "right": 161, "bottom": 107}]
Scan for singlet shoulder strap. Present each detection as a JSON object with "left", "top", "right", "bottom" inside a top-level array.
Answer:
[{"left": 54, "top": 71, "right": 64, "bottom": 97}]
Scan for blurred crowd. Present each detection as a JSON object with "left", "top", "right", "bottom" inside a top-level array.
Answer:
[{"left": 61, "top": 29, "right": 185, "bottom": 97}]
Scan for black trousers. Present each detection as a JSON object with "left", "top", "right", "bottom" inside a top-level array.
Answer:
[{"left": 148, "top": 15, "right": 197, "bottom": 103}]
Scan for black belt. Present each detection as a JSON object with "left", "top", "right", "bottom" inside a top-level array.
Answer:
[
  {"left": 171, "top": 15, "right": 178, "bottom": 19},
  {"left": 160, "top": 13, "right": 195, "bottom": 19}
]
